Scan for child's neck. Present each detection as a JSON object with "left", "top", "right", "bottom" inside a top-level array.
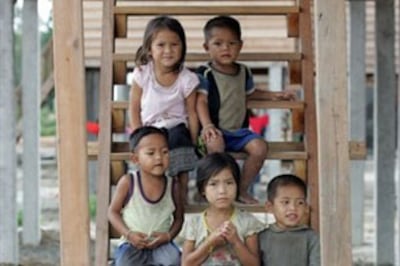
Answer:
[
  {"left": 210, "top": 61, "right": 238, "bottom": 75},
  {"left": 154, "top": 65, "right": 178, "bottom": 87},
  {"left": 206, "top": 205, "right": 234, "bottom": 219}
]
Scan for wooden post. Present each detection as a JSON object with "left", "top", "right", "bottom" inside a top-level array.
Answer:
[
  {"left": 22, "top": 0, "right": 41, "bottom": 245},
  {"left": 348, "top": 0, "right": 366, "bottom": 246},
  {"left": 0, "top": 0, "right": 18, "bottom": 263},
  {"left": 314, "top": 0, "right": 352, "bottom": 265},
  {"left": 374, "top": 1, "right": 396, "bottom": 265},
  {"left": 53, "top": 0, "right": 91, "bottom": 265}
]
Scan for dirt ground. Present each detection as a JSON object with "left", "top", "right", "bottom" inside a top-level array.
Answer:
[{"left": 15, "top": 139, "right": 375, "bottom": 265}]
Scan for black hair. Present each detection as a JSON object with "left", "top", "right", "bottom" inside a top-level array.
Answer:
[
  {"left": 267, "top": 174, "right": 307, "bottom": 202},
  {"left": 129, "top": 126, "right": 168, "bottom": 152},
  {"left": 196, "top": 152, "right": 240, "bottom": 199},
  {"left": 203, "top": 15, "right": 242, "bottom": 42},
  {"left": 135, "top": 16, "right": 187, "bottom": 72}
]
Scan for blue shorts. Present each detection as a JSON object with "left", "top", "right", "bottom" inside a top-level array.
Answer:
[{"left": 222, "top": 128, "right": 263, "bottom": 152}]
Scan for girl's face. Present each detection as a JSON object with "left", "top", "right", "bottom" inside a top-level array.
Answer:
[
  {"left": 203, "top": 167, "right": 237, "bottom": 209},
  {"left": 150, "top": 29, "right": 183, "bottom": 71},
  {"left": 132, "top": 133, "right": 169, "bottom": 177},
  {"left": 203, "top": 27, "right": 242, "bottom": 71}
]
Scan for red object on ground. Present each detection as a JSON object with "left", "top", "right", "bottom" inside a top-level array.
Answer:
[
  {"left": 86, "top": 121, "right": 100, "bottom": 135},
  {"left": 249, "top": 114, "right": 269, "bottom": 135}
]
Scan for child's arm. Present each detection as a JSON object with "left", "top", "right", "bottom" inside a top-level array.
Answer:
[
  {"left": 185, "top": 90, "right": 199, "bottom": 144},
  {"left": 196, "top": 92, "right": 222, "bottom": 142},
  {"left": 221, "top": 221, "right": 260, "bottom": 266},
  {"left": 129, "top": 82, "right": 143, "bottom": 131},
  {"left": 107, "top": 175, "right": 149, "bottom": 249},
  {"left": 247, "top": 88, "right": 296, "bottom": 101},
  {"left": 146, "top": 177, "right": 184, "bottom": 249}
]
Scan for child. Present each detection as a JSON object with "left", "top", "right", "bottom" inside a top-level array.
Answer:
[
  {"left": 108, "top": 126, "right": 184, "bottom": 266},
  {"left": 129, "top": 16, "right": 199, "bottom": 203},
  {"left": 181, "top": 152, "right": 265, "bottom": 266},
  {"left": 196, "top": 15, "right": 295, "bottom": 204},
  {"left": 258, "top": 174, "right": 320, "bottom": 266}
]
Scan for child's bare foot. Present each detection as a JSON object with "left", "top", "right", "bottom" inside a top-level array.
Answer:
[{"left": 238, "top": 193, "right": 259, "bottom": 204}]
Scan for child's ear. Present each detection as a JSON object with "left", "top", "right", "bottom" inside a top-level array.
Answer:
[
  {"left": 203, "top": 42, "right": 209, "bottom": 51},
  {"left": 265, "top": 201, "right": 273, "bottom": 213},
  {"left": 130, "top": 152, "right": 139, "bottom": 164}
]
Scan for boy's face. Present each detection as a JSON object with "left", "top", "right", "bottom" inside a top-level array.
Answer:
[
  {"left": 266, "top": 185, "right": 307, "bottom": 229},
  {"left": 203, "top": 27, "right": 242, "bottom": 69},
  {"left": 132, "top": 133, "right": 169, "bottom": 177}
]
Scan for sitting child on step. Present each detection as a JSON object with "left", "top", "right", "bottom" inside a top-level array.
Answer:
[
  {"left": 108, "top": 126, "right": 183, "bottom": 266},
  {"left": 258, "top": 174, "right": 320, "bottom": 266}
]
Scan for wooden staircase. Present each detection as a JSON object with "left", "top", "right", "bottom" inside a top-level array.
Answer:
[{"left": 92, "top": 0, "right": 317, "bottom": 265}]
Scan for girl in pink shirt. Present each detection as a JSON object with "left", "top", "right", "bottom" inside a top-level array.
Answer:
[{"left": 129, "top": 16, "right": 199, "bottom": 204}]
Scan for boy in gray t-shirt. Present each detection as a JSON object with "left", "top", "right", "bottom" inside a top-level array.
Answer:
[{"left": 258, "top": 174, "right": 320, "bottom": 266}]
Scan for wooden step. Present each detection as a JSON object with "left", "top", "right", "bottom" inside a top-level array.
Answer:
[
  {"left": 113, "top": 52, "right": 302, "bottom": 62},
  {"left": 185, "top": 202, "right": 265, "bottom": 213},
  {"left": 113, "top": 6, "right": 299, "bottom": 16},
  {"left": 88, "top": 140, "right": 367, "bottom": 161},
  {"left": 112, "top": 99, "right": 305, "bottom": 111},
  {"left": 88, "top": 141, "right": 307, "bottom": 161}
]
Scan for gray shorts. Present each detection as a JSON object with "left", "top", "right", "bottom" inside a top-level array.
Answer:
[{"left": 114, "top": 242, "right": 181, "bottom": 266}]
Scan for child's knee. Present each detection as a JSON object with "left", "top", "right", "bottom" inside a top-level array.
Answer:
[
  {"left": 206, "top": 136, "right": 225, "bottom": 153},
  {"left": 247, "top": 139, "right": 268, "bottom": 158}
]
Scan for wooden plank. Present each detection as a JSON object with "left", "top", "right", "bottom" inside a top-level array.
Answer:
[
  {"left": 113, "top": 6, "right": 299, "bottom": 15},
  {"left": 0, "top": 0, "right": 18, "bottom": 263},
  {"left": 374, "top": 1, "right": 396, "bottom": 264},
  {"left": 287, "top": 13, "right": 299, "bottom": 37},
  {"left": 349, "top": 1, "right": 367, "bottom": 246},
  {"left": 185, "top": 203, "right": 266, "bottom": 213},
  {"left": 53, "top": 0, "right": 91, "bottom": 264},
  {"left": 95, "top": 0, "right": 115, "bottom": 265},
  {"left": 112, "top": 100, "right": 305, "bottom": 111},
  {"left": 299, "top": 0, "right": 319, "bottom": 232},
  {"left": 113, "top": 52, "right": 302, "bottom": 62},
  {"left": 88, "top": 140, "right": 366, "bottom": 160},
  {"left": 22, "top": 0, "right": 41, "bottom": 245},
  {"left": 314, "top": 0, "right": 351, "bottom": 265},
  {"left": 115, "top": 14, "right": 127, "bottom": 38}
]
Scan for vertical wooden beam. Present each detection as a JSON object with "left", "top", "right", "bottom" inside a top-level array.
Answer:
[
  {"left": 95, "top": 0, "right": 115, "bottom": 264},
  {"left": 0, "top": 0, "right": 18, "bottom": 263},
  {"left": 53, "top": 0, "right": 91, "bottom": 265},
  {"left": 314, "top": 0, "right": 352, "bottom": 265},
  {"left": 22, "top": 0, "right": 41, "bottom": 245},
  {"left": 374, "top": 1, "right": 396, "bottom": 265},
  {"left": 348, "top": 0, "right": 366, "bottom": 247},
  {"left": 299, "top": 0, "right": 319, "bottom": 231}
]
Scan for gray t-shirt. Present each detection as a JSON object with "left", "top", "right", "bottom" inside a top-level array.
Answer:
[{"left": 258, "top": 223, "right": 320, "bottom": 266}]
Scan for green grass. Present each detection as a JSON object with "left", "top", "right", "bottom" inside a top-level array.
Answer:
[
  {"left": 89, "top": 194, "right": 97, "bottom": 221},
  {"left": 40, "top": 104, "right": 56, "bottom": 136}
]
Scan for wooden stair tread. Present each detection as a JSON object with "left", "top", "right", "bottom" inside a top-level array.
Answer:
[
  {"left": 113, "top": 52, "right": 302, "bottom": 62},
  {"left": 112, "top": 99, "right": 305, "bottom": 111},
  {"left": 88, "top": 141, "right": 307, "bottom": 160},
  {"left": 185, "top": 203, "right": 266, "bottom": 213},
  {"left": 88, "top": 140, "right": 367, "bottom": 161},
  {"left": 113, "top": 6, "right": 299, "bottom": 16}
]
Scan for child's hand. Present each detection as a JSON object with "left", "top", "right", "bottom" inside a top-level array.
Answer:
[
  {"left": 220, "top": 221, "right": 240, "bottom": 245},
  {"left": 271, "top": 91, "right": 296, "bottom": 101},
  {"left": 207, "top": 228, "right": 227, "bottom": 248},
  {"left": 127, "top": 231, "right": 150, "bottom": 249},
  {"left": 201, "top": 125, "right": 222, "bottom": 143},
  {"left": 145, "top": 231, "right": 170, "bottom": 249}
]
